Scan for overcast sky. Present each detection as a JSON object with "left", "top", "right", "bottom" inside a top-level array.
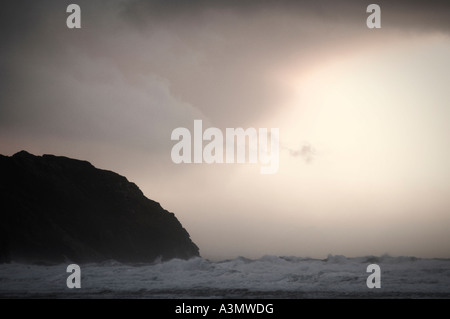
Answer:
[{"left": 1, "top": 0, "right": 450, "bottom": 259}]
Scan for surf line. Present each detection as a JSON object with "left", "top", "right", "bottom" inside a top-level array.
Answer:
[{"left": 171, "top": 120, "right": 279, "bottom": 174}]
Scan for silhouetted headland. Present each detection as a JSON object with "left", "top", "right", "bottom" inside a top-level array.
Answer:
[{"left": 0, "top": 151, "right": 199, "bottom": 264}]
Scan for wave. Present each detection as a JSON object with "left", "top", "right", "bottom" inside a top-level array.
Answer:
[{"left": 1, "top": 255, "right": 449, "bottom": 298}]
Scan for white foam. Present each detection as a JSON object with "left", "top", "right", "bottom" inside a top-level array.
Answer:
[{"left": 1, "top": 255, "right": 449, "bottom": 298}]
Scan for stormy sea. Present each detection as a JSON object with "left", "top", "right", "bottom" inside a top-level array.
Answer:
[{"left": 1, "top": 255, "right": 449, "bottom": 299}]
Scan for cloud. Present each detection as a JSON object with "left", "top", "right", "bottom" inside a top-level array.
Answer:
[
  {"left": 0, "top": 0, "right": 207, "bottom": 151},
  {"left": 283, "top": 143, "right": 316, "bottom": 163},
  {"left": 121, "top": 0, "right": 450, "bottom": 32},
  {"left": 2, "top": 0, "right": 449, "bottom": 151}
]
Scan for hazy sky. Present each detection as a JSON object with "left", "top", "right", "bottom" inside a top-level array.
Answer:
[{"left": 1, "top": 0, "right": 450, "bottom": 259}]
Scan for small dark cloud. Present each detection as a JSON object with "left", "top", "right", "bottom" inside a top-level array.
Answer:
[{"left": 284, "top": 143, "right": 316, "bottom": 163}]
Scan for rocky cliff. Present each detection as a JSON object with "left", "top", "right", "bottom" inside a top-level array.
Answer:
[{"left": 0, "top": 151, "right": 199, "bottom": 264}]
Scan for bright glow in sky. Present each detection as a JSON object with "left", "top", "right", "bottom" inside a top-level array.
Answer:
[{"left": 151, "top": 34, "right": 450, "bottom": 260}]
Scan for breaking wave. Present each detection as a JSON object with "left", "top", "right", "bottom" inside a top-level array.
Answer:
[{"left": 1, "top": 255, "right": 449, "bottom": 298}]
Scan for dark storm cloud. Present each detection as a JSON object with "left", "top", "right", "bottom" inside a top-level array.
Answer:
[
  {"left": 1, "top": 0, "right": 450, "bottom": 145},
  {"left": 383, "top": 0, "right": 450, "bottom": 32},
  {"left": 119, "top": 0, "right": 450, "bottom": 125},
  {"left": 1, "top": 0, "right": 449, "bottom": 47},
  {"left": 0, "top": 0, "right": 197, "bottom": 150},
  {"left": 121, "top": 0, "right": 450, "bottom": 31}
]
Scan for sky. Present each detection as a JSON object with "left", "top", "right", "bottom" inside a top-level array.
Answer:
[{"left": 1, "top": 0, "right": 450, "bottom": 260}]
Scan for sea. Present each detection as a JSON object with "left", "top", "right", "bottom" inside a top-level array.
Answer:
[{"left": 1, "top": 255, "right": 449, "bottom": 298}]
